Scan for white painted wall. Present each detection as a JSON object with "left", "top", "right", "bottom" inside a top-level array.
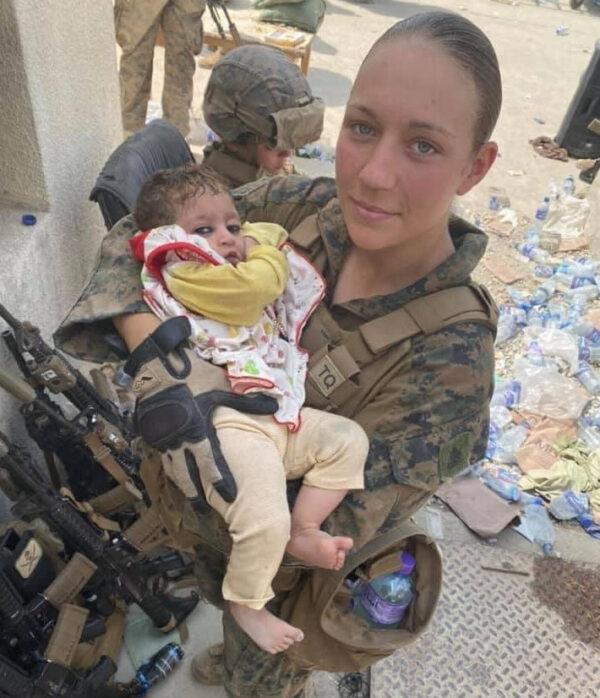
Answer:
[{"left": 0, "top": 0, "right": 122, "bottom": 518}]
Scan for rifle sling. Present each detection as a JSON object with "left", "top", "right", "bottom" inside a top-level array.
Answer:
[
  {"left": 83, "top": 431, "right": 143, "bottom": 500},
  {"left": 60, "top": 487, "right": 120, "bottom": 534}
]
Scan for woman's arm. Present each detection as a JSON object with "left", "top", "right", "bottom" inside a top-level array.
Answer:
[{"left": 232, "top": 175, "right": 338, "bottom": 232}]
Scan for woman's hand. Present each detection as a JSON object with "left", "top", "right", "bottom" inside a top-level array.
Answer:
[{"left": 124, "top": 317, "right": 277, "bottom": 509}]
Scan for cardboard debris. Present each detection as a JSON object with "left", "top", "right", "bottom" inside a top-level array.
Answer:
[
  {"left": 559, "top": 234, "right": 590, "bottom": 252},
  {"left": 483, "top": 254, "right": 528, "bottom": 284}
]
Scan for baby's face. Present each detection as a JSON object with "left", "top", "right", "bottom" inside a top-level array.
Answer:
[{"left": 176, "top": 192, "right": 245, "bottom": 265}]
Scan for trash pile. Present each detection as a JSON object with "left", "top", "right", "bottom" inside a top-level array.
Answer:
[{"left": 443, "top": 176, "right": 600, "bottom": 555}]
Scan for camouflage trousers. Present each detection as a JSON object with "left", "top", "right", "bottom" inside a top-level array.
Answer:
[
  {"left": 115, "top": 0, "right": 205, "bottom": 136},
  {"left": 192, "top": 480, "right": 435, "bottom": 697}
]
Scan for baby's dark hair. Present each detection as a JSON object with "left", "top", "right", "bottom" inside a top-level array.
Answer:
[{"left": 134, "top": 163, "right": 230, "bottom": 230}]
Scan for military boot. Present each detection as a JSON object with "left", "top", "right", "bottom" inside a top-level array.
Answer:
[{"left": 190, "top": 642, "right": 225, "bottom": 685}]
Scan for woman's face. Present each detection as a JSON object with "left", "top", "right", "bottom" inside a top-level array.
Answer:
[{"left": 335, "top": 37, "right": 497, "bottom": 253}]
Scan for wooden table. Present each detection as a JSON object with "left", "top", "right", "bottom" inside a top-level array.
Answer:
[
  {"left": 157, "top": 27, "right": 314, "bottom": 76},
  {"left": 202, "top": 30, "right": 314, "bottom": 76}
]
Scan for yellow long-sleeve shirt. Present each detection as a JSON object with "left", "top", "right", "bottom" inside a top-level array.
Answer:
[{"left": 163, "top": 222, "right": 289, "bottom": 327}]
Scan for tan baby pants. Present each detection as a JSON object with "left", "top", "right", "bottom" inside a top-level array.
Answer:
[{"left": 199, "top": 406, "right": 368, "bottom": 609}]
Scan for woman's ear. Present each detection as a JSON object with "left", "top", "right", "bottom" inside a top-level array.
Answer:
[{"left": 456, "top": 141, "right": 498, "bottom": 196}]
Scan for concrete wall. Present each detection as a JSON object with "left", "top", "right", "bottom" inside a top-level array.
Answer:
[{"left": 0, "top": 0, "right": 122, "bottom": 517}]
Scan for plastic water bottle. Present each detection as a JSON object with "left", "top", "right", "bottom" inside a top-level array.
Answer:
[
  {"left": 527, "top": 340, "right": 545, "bottom": 366},
  {"left": 476, "top": 467, "right": 520, "bottom": 502},
  {"left": 563, "top": 175, "right": 576, "bottom": 196},
  {"left": 492, "top": 424, "right": 529, "bottom": 464},
  {"left": 534, "top": 264, "right": 555, "bottom": 278},
  {"left": 521, "top": 501, "right": 555, "bottom": 555},
  {"left": 129, "top": 643, "right": 184, "bottom": 695},
  {"left": 490, "top": 380, "right": 521, "bottom": 408},
  {"left": 575, "top": 361, "right": 600, "bottom": 394},
  {"left": 564, "top": 285, "right": 599, "bottom": 302},
  {"left": 549, "top": 490, "right": 589, "bottom": 520},
  {"left": 577, "top": 513, "right": 600, "bottom": 539},
  {"left": 526, "top": 307, "right": 549, "bottom": 328},
  {"left": 352, "top": 551, "right": 415, "bottom": 628},
  {"left": 577, "top": 418, "right": 600, "bottom": 449},
  {"left": 534, "top": 196, "right": 551, "bottom": 228},
  {"left": 496, "top": 314, "right": 519, "bottom": 345},
  {"left": 516, "top": 242, "right": 551, "bottom": 264},
  {"left": 529, "top": 280, "right": 556, "bottom": 306},
  {"left": 577, "top": 337, "right": 600, "bottom": 363},
  {"left": 572, "top": 322, "right": 600, "bottom": 345}
]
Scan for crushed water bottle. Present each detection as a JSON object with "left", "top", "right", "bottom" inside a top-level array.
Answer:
[
  {"left": 519, "top": 501, "right": 555, "bottom": 555},
  {"left": 490, "top": 380, "right": 521, "bottom": 408},
  {"left": 516, "top": 242, "right": 551, "bottom": 264},
  {"left": 473, "top": 464, "right": 520, "bottom": 501},
  {"left": 534, "top": 264, "right": 555, "bottom": 278},
  {"left": 352, "top": 551, "right": 416, "bottom": 629},
  {"left": 564, "top": 285, "right": 599, "bottom": 302},
  {"left": 571, "top": 319, "right": 600, "bottom": 344},
  {"left": 563, "top": 175, "right": 576, "bottom": 196},
  {"left": 496, "top": 313, "right": 519, "bottom": 345},
  {"left": 527, "top": 340, "right": 546, "bottom": 366},
  {"left": 577, "top": 513, "right": 600, "bottom": 539},
  {"left": 575, "top": 361, "right": 600, "bottom": 394},
  {"left": 492, "top": 424, "right": 529, "bottom": 464},
  {"left": 549, "top": 490, "right": 589, "bottom": 520},
  {"left": 529, "top": 280, "right": 556, "bottom": 306},
  {"left": 577, "top": 337, "right": 600, "bottom": 363},
  {"left": 577, "top": 418, "right": 600, "bottom": 449}
]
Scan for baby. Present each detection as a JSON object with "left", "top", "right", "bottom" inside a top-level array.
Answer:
[{"left": 131, "top": 164, "right": 368, "bottom": 654}]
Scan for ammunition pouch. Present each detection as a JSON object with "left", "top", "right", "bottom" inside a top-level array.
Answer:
[{"left": 280, "top": 521, "right": 442, "bottom": 672}]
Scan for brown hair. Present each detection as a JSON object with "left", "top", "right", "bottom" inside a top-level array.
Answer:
[
  {"left": 134, "top": 163, "right": 230, "bottom": 230},
  {"left": 365, "top": 11, "right": 502, "bottom": 149}
]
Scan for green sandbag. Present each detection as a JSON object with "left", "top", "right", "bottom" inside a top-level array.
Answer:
[{"left": 255, "top": 0, "right": 326, "bottom": 33}]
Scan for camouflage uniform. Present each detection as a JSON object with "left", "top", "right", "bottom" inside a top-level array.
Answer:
[
  {"left": 114, "top": 0, "right": 205, "bottom": 136},
  {"left": 54, "top": 175, "right": 494, "bottom": 698}
]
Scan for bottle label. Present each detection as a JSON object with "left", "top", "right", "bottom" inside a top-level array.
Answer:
[{"left": 359, "top": 584, "right": 409, "bottom": 625}]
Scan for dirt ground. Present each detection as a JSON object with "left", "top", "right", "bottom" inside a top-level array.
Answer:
[{"left": 148, "top": 0, "right": 600, "bottom": 221}]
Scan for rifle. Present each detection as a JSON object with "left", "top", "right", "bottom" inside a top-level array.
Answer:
[
  {"left": 0, "top": 650, "right": 115, "bottom": 698},
  {"left": 0, "top": 432, "right": 199, "bottom": 634},
  {"left": 206, "top": 0, "right": 241, "bottom": 44},
  {"left": 0, "top": 304, "right": 133, "bottom": 438},
  {"left": 0, "top": 365, "right": 144, "bottom": 503}
]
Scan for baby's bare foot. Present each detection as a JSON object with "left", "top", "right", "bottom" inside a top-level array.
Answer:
[
  {"left": 287, "top": 528, "right": 353, "bottom": 570},
  {"left": 229, "top": 603, "right": 304, "bottom": 655}
]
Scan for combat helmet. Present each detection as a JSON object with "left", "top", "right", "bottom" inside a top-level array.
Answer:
[{"left": 203, "top": 45, "right": 324, "bottom": 150}]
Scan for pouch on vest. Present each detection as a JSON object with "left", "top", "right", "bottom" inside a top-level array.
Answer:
[{"left": 279, "top": 520, "right": 442, "bottom": 672}]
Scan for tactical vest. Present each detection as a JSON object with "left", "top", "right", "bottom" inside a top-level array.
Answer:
[
  {"left": 289, "top": 214, "right": 498, "bottom": 429},
  {"left": 140, "top": 211, "right": 498, "bottom": 672}
]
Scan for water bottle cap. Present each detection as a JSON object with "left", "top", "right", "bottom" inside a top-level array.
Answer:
[
  {"left": 397, "top": 550, "right": 416, "bottom": 575},
  {"left": 21, "top": 214, "right": 37, "bottom": 226}
]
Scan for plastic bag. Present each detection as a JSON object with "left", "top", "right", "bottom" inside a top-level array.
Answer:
[
  {"left": 513, "top": 358, "right": 589, "bottom": 420},
  {"left": 523, "top": 326, "right": 579, "bottom": 373},
  {"left": 548, "top": 490, "right": 589, "bottom": 520}
]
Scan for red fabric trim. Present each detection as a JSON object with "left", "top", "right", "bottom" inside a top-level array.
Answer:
[
  {"left": 144, "top": 241, "right": 219, "bottom": 282},
  {"left": 129, "top": 231, "right": 150, "bottom": 262}
]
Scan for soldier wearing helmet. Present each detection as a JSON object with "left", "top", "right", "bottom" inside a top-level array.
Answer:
[{"left": 201, "top": 45, "right": 325, "bottom": 187}]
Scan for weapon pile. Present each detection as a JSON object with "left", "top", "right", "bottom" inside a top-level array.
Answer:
[{"left": 0, "top": 305, "right": 198, "bottom": 697}]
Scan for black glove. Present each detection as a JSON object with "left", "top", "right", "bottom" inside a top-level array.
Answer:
[{"left": 125, "top": 317, "right": 277, "bottom": 511}]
